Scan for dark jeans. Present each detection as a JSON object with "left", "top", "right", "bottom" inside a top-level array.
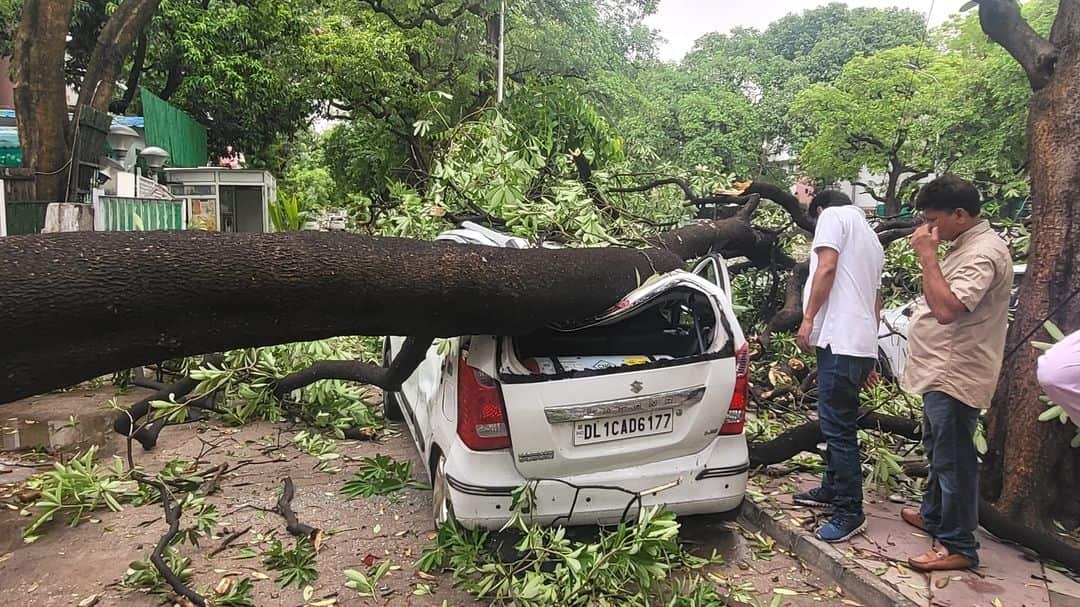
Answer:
[
  {"left": 817, "top": 347, "right": 875, "bottom": 518},
  {"left": 920, "top": 391, "right": 981, "bottom": 564}
]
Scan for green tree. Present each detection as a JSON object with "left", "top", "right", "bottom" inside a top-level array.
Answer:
[
  {"left": 926, "top": 0, "right": 1057, "bottom": 200},
  {"left": 312, "top": 0, "right": 658, "bottom": 201},
  {"left": 133, "top": 0, "right": 320, "bottom": 161},
  {"left": 789, "top": 45, "right": 957, "bottom": 215}
]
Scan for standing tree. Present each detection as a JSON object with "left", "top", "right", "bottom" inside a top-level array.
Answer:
[
  {"left": 972, "top": 0, "right": 1080, "bottom": 562},
  {"left": 11, "top": 0, "right": 163, "bottom": 201},
  {"left": 787, "top": 45, "right": 952, "bottom": 215}
]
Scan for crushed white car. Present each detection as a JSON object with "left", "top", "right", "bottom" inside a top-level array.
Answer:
[{"left": 384, "top": 223, "right": 750, "bottom": 529}]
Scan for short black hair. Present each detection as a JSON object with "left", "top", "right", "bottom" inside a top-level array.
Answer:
[
  {"left": 809, "top": 190, "right": 852, "bottom": 217},
  {"left": 914, "top": 175, "right": 981, "bottom": 217}
]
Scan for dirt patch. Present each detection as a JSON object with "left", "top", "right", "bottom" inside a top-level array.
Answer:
[{"left": 0, "top": 387, "right": 834, "bottom": 606}]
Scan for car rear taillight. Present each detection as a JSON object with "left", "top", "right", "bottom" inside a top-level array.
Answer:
[
  {"left": 720, "top": 343, "right": 749, "bottom": 435},
  {"left": 456, "top": 351, "right": 511, "bottom": 450}
]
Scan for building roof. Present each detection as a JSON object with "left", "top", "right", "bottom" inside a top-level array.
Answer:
[{"left": 0, "top": 109, "right": 144, "bottom": 128}]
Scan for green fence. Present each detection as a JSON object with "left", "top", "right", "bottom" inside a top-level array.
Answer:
[
  {"left": 5, "top": 201, "right": 49, "bottom": 235},
  {"left": 98, "top": 197, "right": 185, "bottom": 231},
  {"left": 140, "top": 88, "right": 208, "bottom": 168}
]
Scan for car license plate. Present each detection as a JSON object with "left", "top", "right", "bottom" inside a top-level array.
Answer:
[{"left": 573, "top": 409, "right": 674, "bottom": 446}]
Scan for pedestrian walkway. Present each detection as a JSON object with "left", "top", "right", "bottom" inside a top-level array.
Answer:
[{"left": 745, "top": 473, "right": 1080, "bottom": 607}]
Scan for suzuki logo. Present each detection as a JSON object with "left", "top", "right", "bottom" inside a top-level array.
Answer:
[{"left": 630, "top": 381, "right": 644, "bottom": 394}]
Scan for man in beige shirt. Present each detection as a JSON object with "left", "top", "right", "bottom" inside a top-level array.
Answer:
[{"left": 901, "top": 175, "right": 1013, "bottom": 571}]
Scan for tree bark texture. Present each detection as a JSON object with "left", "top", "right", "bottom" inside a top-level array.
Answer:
[
  {"left": 0, "top": 220, "right": 761, "bottom": 405},
  {"left": 981, "top": 34, "right": 1080, "bottom": 529},
  {"left": 11, "top": 0, "right": 76, "bottom": 202}
]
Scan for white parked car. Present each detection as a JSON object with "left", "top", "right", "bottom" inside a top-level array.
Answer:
[
  {"left": 877, "top": 264, "right": 1026, "bottom": 380},
  {"left": 384, "top": 223, "right": 750, "bottom": 529}
]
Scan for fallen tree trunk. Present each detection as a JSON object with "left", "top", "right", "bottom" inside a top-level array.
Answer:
[
  {"left": 0, "top": 213, "right": 779, "bottom": 405},
  {"left": 0, "top": 232, "right": 681, "bottom": 404}
]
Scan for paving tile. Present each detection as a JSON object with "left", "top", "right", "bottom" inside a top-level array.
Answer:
[
  {"left": 751, "top": 478, "right": 1069, "bottom": 607},
  {"left": 880, "top": 561, "right": 932, "bottom": 606},
  {"left": 1044, "top": 566, "right": 1080, "bottom": 607},
  {"left": 852, "top": 554, "right": 931, "bottom": 606},
  {"left": 925, "top": 529, "right": 1050, "bottom": 607}
]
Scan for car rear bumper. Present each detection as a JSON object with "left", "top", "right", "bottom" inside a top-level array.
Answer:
[{"left": 443, "top": 434, "right": 749, "bottom": 529}]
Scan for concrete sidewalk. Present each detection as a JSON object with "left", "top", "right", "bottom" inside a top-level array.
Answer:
[{"left": 741, "top": 473, "right": 1080, "bottom": 607}]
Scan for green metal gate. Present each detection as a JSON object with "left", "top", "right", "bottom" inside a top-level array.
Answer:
[
  {"left": 5, "top": 201, "right": 50, "bottom": 235},
  {"left": 98, "top": 197, "right": 185, "bottom": 231}
]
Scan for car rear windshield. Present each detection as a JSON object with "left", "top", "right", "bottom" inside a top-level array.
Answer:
[{"left": 506, "top": 287, "right": 733, "bottom": 378}]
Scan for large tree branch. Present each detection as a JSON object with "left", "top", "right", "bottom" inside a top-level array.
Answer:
[
  {"left": 749, "top": 409, "right": 920, "bottom": 468},
  {"left": 742, "top": 181, "right": 816, "bottom": 232},
  {"left": 762, "top": 261, "right": 810, "bottom": 341},
  {"left": 571, "top": 151, "right": 618, "bottom": 220},
  {"left": 273, "top": 336, "right": 434, "bottom": 396},
  {"left": 897, "top": 170, "right": 931, "bottom": 195},
  {"left": 975, "top": 0, "right": 1059, "bottom": 91},
  {"left": 851, "top": 182, "right": 886, "bottom": 204},
  {"left": 609, "top": 177, "right": 697, "bottom": 201},
  {"left": 361, "top": 0, "right": 483, "bottom": 29},
  {"left": 609, "top": 177, "right": 761, "bottom": 211},
  {"left": 4, "top": 227, "right": 773, "bottom": 403},
  {"left": 77, "top": 0, "right": 165, "bottom": 111},
  {"left": 112, "top": 31, "right": 148, "bottom": 114},
  {"left": 159, "top": 59, "right": 185, "bottom": 101},
  {"left": 848, "top": 133, "right": 888, "bottom": 152}
]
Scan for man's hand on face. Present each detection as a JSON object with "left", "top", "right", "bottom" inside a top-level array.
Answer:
[
  {"left": 797, "top": 317, "right": 815, "bottom": 353},
  {"left": 911, "top": 223, "right": 941, "bottom": 258}
]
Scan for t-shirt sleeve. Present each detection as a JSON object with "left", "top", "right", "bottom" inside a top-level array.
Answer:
[
  {"left": 948, "top": 254, "right": 997, "bottom": 312},
  {"left": 813, "top": 209, "right": 844, "bottom": 252}
]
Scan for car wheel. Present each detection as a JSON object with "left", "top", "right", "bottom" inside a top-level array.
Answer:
[
  {"left": 381, "top": 339, "right": 405, "bottom": 422},
  {"left": 431, "top": 454, "right": 455, "bottom": 526}
]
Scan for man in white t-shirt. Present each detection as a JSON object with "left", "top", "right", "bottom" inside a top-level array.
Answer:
[{"left": 793, "top": 190, "right": 885, "bottom": 543}]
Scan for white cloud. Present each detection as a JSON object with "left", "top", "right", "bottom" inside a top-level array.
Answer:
[{"left": 645, "top": 0, "right": 958, "bottom": 62}]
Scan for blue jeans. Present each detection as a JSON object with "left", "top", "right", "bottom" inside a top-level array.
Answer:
[
  {"left": 817, "top": 347, "right": 875, "bottom": 518},
  {"left": 920, "top": 391, "right": 981, "bottom": 564}
]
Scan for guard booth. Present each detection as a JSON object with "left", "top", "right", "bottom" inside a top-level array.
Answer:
[{"left": 163, "top": 167, "right": 275, "bottom": 233}]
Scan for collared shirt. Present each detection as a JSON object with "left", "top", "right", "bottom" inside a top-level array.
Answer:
[
  {"left": 1037, "top": 329, "right": 1080, "bottom": 426},
  {"left": 903, "top": 220, "right": 1013, "bottom": 409},
  {"left": 802, "top": 206, "right": 884, "bottom": 358}
]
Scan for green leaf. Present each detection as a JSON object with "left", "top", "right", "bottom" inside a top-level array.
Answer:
[
  {"left": 1045, "top": 321, "right": 1065, "bottom": 342},
  {"left": 1039, "top": 405, "right": 1064, "bottom": 422}
]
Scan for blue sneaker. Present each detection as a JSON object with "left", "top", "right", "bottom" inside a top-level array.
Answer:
[
  {"left": 793, "top": 486, "right": 834, "bottom": 508},
  {"left": 816, "top": 513, "right": 867, "bottom": 543}
]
